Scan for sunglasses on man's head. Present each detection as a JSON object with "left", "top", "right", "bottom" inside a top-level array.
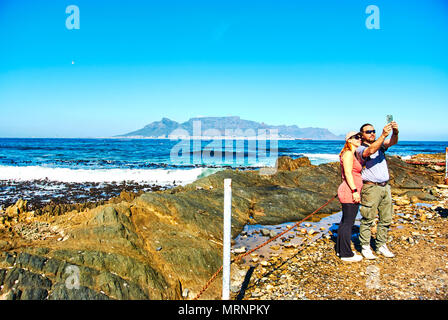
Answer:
[{"left": 363, "top": 130, "right": 376, "bottom": 134}]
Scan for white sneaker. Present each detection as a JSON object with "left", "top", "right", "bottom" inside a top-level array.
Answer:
[
  {"left": 361, "top": 246, "right": 377, "bottom": 259},
  {"left": 341, "top": 253, "right": 363, "bottom": 262},
  {"left": 377, "top": 244, "right": 395, "bottom": 258}
]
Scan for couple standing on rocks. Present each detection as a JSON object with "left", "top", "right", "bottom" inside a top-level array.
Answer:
[{"left": 336, "top": 121, "right": 399, "bottom": 262}]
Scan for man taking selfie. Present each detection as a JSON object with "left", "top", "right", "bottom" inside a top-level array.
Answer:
[{"left": 356, "top": 120, "right": 399, "bottom": 259}]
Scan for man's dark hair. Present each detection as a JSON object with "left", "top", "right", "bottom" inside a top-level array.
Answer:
[{"left": 360, "top": 123, "right": 373, "bottom": 132}]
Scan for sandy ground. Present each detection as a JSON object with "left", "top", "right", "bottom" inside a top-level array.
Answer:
[{"left": 233, "top": 186, "right": 448, "bottom": 300}]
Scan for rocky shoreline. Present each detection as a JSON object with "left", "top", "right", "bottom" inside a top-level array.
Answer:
[
  {"left": 0, "top": 179, "right": 170, "bottom": 210},
  {"left": 0, "top": 153, "right": 446, "bottom": 300},
  {"left": 231, "top": 186, "right": 448, "bottom": 300}
]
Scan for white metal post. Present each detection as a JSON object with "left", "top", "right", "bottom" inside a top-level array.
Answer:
[{"left": 222, "top": 179, "right": 232, "bottom": 300}]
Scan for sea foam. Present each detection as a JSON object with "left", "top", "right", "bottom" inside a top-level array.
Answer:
[
  {"left": 299, "top": 153, "right": 339, "bottom": 163},
  {"left": 0, "top": 165, "right": 216, "bottom": 185}
]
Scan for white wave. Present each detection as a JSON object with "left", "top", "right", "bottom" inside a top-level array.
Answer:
[
  {"left": 300, "top": 153, "right": 339, "bottom": 162},
  {"left": 0, "top": 165, "right": 214, "bottom": 185}
]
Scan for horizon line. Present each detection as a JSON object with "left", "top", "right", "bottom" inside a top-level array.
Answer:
[{"left": 1, "top": 137, "right": 447, "bottom": 142}]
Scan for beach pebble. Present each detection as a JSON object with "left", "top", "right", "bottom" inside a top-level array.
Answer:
[
  {"left": 396, "top": 198, "right": 411, "bottom": 206},
  {"left": 410, "top": 196, "right": 420, "bottom": 204},
  {"left": 237, "top": 269, "right": 246, "bottom": 277},
  {"left": 230, "top": 284, "right": 241, "bottom": 293},
  {"left": 234, "top": 247, "right": 246, "bottom": 254},
  {"left": 0, "top": 240, "right": 8, "bottom": 249}
]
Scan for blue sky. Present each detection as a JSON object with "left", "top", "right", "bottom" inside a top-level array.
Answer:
[{"left": 0, "top": 0, "right": 447, "bottom": 140}]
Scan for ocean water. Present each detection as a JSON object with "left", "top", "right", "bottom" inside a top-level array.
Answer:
[{"left": 0, "top": 138, "right": 446, "bottom": 184}]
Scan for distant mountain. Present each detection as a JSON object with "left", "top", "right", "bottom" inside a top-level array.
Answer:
[
  {"left": 122, "top": 118, "right": 181, "bottom": 137},
  {"left": 116, "top": 116, "right": 343, "bottom": 140}
]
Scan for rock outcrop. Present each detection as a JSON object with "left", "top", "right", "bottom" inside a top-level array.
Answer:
[{"left": 276, "top": 156, "right": 313, "bottom": 171}]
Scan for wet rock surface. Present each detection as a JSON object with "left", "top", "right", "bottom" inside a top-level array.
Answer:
[
  {"left": 0, "top": 154, "right": 445, "bottom": 299},
  {"left": 0, "top": 179, "right": 168, "bottom": 210}
]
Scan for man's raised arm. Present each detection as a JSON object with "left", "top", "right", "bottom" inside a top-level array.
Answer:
[{"left": 362, "top": 123, "right": 392, "bottom": 159}]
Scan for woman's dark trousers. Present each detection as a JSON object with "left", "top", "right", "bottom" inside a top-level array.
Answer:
[{"left": 335, "top": 203, "right": 359, "bottom": 258}]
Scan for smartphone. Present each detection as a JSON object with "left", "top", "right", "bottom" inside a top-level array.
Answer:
[{"left": 386, "top": 115, "right": 393, "bottom": 123}]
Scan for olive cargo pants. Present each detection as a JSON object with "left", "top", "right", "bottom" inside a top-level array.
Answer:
[{"left": 359, "top": 183, "right": 393, "bottom": 248}]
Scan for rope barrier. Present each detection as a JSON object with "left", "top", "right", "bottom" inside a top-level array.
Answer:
[{"left": 193, "top": 194, "right": 338, "bottom": 300}]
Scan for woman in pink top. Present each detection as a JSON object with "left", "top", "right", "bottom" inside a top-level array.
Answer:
[{"left": 335, "top": 131, "right": 363, "bottom": 262}]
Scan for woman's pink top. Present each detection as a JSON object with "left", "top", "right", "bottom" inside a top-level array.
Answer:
[{"left": 337, "top": 151, "right": 363, "bottom": 204}]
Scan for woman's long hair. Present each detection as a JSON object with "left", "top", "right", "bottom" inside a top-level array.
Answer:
[{"left": 339, "top": 141, "right": 353, "bottom": 157}]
